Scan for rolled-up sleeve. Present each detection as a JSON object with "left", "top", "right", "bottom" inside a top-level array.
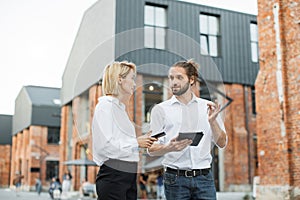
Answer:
[{"left": 150, "top": 105, "right": 166, "bottom": 144}]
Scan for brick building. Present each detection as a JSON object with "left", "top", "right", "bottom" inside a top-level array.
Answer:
[
  {"left": 60, "top": 0, "right": 259, "bottom": 192},
  {"left": 0, "top": 114, "right": 12, "bottom": 187},
  {"left": 10, "top": 86, "right": 61, "bottom": 191},
  {"left": 255, "top": 0, "right": 300, "bottom": 199}
]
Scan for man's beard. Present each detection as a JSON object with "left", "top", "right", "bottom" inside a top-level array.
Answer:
[{"left": 172, "top": 81, "right": 190, "bottom": 96}]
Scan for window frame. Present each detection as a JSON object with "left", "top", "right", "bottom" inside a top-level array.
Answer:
[
  {"left": 144, "top": 4, "right": 167, "bottom": 49},
  {"left": 47, "top": 126, "right": 60, "bottom": 144},
  {"left": 199, "top": 13, "right": 221, "bottom": 57},
  {"left": 250, "top": 22, "right": 259, "bottom": 63},
  {"left": 251, "top": 86, "right": 256, "bottom": 115}
]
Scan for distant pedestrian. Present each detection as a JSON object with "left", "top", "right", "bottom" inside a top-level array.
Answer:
[
  {"left": 35, "top": 178, "right": 42, "bottom": 195},
  {"left": 62, "top": 169, "right": 72, "bottom": 196},
  {"left": 49, "top": 177, "right": 62, "bottom": 199},
  {"left": 139, "top": 173, "right": 148, "bottom": 199},
  {"left": 156, "top": 170, "right": 165, "bottom": 200},
  {"left": 13, "top": 171, "right": 24, "bottom": 196}
]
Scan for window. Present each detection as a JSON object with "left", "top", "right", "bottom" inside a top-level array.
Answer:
[
  {"left": 143, "top": 83, "right": 163, "bottom": 123},
  {"left": 144, "top": 4, "right": 167, "bottom": 49},
  {"left": 199, "top": 13, "right": 220, "bottom": 57},
  {"left": 251, "top": 86, "right": 256, "bottom": 115},
  {"left": 250, "top": 22, "right": 259, "bottom": 62},
  {"left": 46, "top": 161, "right": 59, "bottom": 180},
  {"left": 253, "top": 134, "right": 258, "bottom": 174},
  {"left": 47, "top": 127, "right": 60, "bottom": 144}
]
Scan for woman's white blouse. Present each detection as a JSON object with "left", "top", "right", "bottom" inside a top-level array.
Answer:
[{"left": 92, "top": 96, "right": 139, "bottom": 166}]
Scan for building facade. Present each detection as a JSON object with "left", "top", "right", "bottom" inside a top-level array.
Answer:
[
  {"left": 255, "top": 0, "right": 300, "bottom": 199},
  {"left": 0, "top": 114, "right": 12, "bottom": 187},
  {"left": 10, "top": 86, "right": 61, "bottom": 191},
  {"left": 60, "top": 0, "right": 259, "bottom": 192}
]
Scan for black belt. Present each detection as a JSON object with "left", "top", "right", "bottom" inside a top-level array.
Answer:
[{"left": 166, "top": 167, "right": 210, "bottom": 177}]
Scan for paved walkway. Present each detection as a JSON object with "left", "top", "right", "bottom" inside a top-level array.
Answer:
[
  {"left": 0, "top": 188, "right": 90, "bottom": 200},
  {"left": 0, "top": 188, "right": 252, "bottom": 200},
  {"left": 217, "top": 192, "right": 252, "bottom": 200}
]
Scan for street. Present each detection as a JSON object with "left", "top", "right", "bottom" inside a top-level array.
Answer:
[
  {"left": 0, "top": 188, "right": 251, "bottom": 200},
  {"left": 0, "top": 188, "right": 93, "bottom": 200}
]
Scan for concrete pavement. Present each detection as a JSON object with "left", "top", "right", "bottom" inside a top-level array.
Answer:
[
  {"left": 0, "top": 188, "right": 92, "bottom": 200},
  {"left": 0, "top": 188, "right": 251, "bottom": 200}
]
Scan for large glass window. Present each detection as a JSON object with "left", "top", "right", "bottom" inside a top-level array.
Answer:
[
  {"left": 47, "top": 127, "right": 60, "bottom": 144},
  {"left": 250, "top": 22, "right": 259, "bottom": 62},
  {"left": 46, "top": 161, "right": 59, "bottom": 180},
  {"left": 144, "top": 5, "right": 167, "bottom": 49},
  {"left": 142, "top": 77, "right": 164, "bottom": 127},
  {"left": 199, "top": 13, "right": 220, "bottom": 57}
]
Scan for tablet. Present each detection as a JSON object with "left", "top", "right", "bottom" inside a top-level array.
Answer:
[{"left": 177, "top": 132, "right": 204, "bottom": 146}]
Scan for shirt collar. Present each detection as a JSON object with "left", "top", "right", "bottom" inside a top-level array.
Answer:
[
  {"left": 101, "top": 96, "right": 126, "bottom": 110},
  {"left": 169, "top": 93, "right": 198, "bottom": 105}
]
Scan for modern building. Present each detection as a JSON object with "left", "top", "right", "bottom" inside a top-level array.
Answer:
[
  {"left": 10, "top": 85, "right": 61, "bottom": 191},
  {"left": 60, "top": 0, "right": 259, "bottom": 192},
  {"left": 0, "top": 114, "right": 12, "bottom": 187},
  {"left": 255, "top": 0, "right": 300, "bottom": 199}
]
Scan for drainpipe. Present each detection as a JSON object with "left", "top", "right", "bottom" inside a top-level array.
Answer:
[
  {"left": 273, "top": 3, "right": 286, "bottom": 137},
  {"left": 273, "top": 2, "right": 292, "bottom": 186}
]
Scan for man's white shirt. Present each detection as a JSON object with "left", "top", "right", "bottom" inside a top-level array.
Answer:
[{"left": 150, "top": 94, "right": 227, "bottom": 170}]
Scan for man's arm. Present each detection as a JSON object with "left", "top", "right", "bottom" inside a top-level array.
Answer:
[
  {"left": 207, "top": 101, "right": 227, "bottom": 148},
  {"left": 210, "top": 120, "right": 227, "bottom": 148},
  {"left": 148, "top": 138, "right": 192, "bottom": 156}
]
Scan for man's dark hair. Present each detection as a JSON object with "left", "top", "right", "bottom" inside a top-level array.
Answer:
[{"left": 172, "top": 59, "right": 200, "bottom": 85}]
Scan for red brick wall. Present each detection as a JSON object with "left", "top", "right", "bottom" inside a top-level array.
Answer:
[
  {"left": 255, "top": 0, "right": 300, "bottom": 198},
  {"left": 223, "top": 84, "right": 257, "bottom": 191},
  {"left": 59, "top": 105, "right": 69, "bottom": 185},
  {"left": 71, "top": 96, "right": 82, "bottom": 190},
  {"left": 88, "top": 85, "right": 100, "bottom": 184},
  {"left": 10, "top": 126, "right": 60, "bottom": 190},
  {"left": 0, "top": 145, "right": 11, "bottom": 187},
  {"left": 59, "top": 85, "right": 101, "bottom": 190},
  {"left": 10, "top": 136, "right": 17, "bottom": 187}
]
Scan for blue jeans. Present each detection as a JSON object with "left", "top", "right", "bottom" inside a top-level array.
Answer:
[{"left": 164, "top": 170, "right": 216, "bottom": 200}]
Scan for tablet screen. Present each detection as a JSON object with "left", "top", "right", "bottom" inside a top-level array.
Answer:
[{"left": 177, "top": 132, "right": 204, "bottom": 146}]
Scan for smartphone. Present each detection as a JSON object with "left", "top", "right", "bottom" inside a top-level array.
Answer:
[{"left": 151, "top": 132, "right": 166, "bottom": 139}]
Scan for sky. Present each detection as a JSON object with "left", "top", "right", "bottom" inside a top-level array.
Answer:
[{"left": 0, "top": 0, "right": 257, "bottom": 115}]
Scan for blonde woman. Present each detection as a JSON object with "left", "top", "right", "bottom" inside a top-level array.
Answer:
[{"left": 92, "top": 61, "right": 157, "bottom": 200}]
